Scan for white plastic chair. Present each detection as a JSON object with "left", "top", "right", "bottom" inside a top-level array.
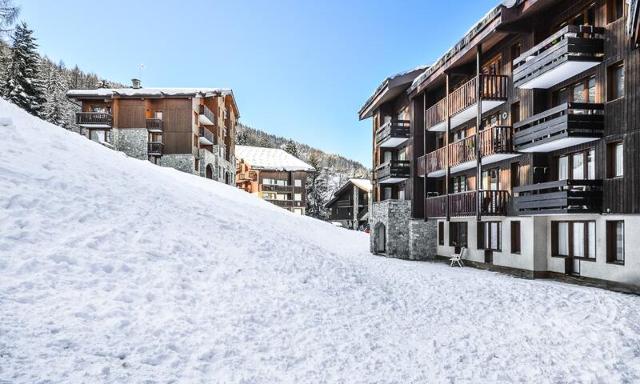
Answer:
[{"left": 450, "top": 247, "right": 466, "bottom": 267}]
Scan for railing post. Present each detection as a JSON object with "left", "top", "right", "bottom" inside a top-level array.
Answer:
[{"left": 476, "top": 44, "right": 483, "bottom": 221}]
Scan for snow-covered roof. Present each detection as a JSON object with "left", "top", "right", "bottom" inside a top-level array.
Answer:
[
  {"left": 235, "top": 145, "right": 315, "bottom": 172},
  {"left": 349, "top": 178, "right": 372, "bottom": 192},
  {"left": 67, "top": 87, "right": 233, "bottom": 98},
  {"left": 325, "top": 178, "right": 372, "bottom": 208}
]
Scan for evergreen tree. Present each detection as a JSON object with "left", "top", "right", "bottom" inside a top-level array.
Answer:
[
  {"left": 3, "top": 22, "right": 46, "bottom": 116},
  {"left": 41, "top": 58, "right": 69, "bottom": 127},
  {"left": 236, "top": 129, "right": 249, "bottom": 145},
  {"left": 284, "top": 140, "right": 299, "bottom": 158},
  {"left": 306, "top": 152, "right": 330, "bottom": 219},
  {"left": 0, "top": 0, "right": 19, "bottom": 35}
]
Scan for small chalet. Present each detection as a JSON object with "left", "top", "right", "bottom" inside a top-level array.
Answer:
[{"left": 326, "top": 178, "right": 372, "bottom": 230}]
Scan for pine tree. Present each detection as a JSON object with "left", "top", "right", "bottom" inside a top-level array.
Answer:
[
  {"left": 284, "top": 140, "right": 299, "bottom": 158},
  {"left": 3, "top": 22, "right": 46, "bottom": 116},
  {"left": 0, "top": 0, "right": 19, "bottom": 35},
  {"left": 41, "top": 58, "right": 69, "bottom": 127},
  {"left": 306, "top": 152, "right": 330, "bottom": 219}
]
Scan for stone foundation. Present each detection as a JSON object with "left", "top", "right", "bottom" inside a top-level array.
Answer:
[
  {"left": 160, "top": 154, "right": 196, "bottom": 174},
  {"left": 370, "top": 200, "right": 436, "bottom": 260},
  {"left": 112, "top": 128, "right": 148, "bottom": 160}
]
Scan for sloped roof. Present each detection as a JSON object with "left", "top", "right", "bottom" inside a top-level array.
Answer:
[
  {"left": 67, "top": 87, "right": 234, "bottom": 98},
  {"left": 325, "top": 178, "right": 372, "bottom": 208},
  {"left": 235, "top": 145, "right": 315, "bottom": 172}
]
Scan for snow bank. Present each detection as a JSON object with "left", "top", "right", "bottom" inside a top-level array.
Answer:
[{"left": 1, "top": 98, "right": 640, "bottom": 383}]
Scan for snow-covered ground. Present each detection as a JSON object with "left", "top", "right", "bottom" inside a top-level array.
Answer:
[{"left": 1, "top": 98, "right": 640, "bottom": 383}]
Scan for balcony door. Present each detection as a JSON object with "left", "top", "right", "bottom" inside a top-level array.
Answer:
[
  {"left": 558, "top": 149, "right": 595, "bottom": 181},
  {"left": 482, "top": 168, "right": 500, "bottom": 191}
]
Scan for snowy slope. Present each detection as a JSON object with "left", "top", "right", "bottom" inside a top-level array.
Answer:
[{"left": 1, "top": 98, "right": 640, "bottom": 383}]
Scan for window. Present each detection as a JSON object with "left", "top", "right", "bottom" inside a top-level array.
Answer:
[
  {"left": 449, "top": 222, "right": 468, "bottom": 247},
  {"left": 452, "top": 175, "right": 467, "bottom": 193},
  {"left": 553, "top": 76, "right": 597, "bottom": 106},
  {"left": 559, "top": 149, "right": 595, "bottom": 181},
  {"left": 571, "top": 152, "right": 584, "bottom": 180},
  {"left": 608, "top": 62, "right": 624, "bottom": 101},
  {"left": 294, "top": 179, "right": 302, "bottom": 187},
  {"left": 607, "top": 142, "right": 623, "bottom": 178},
  {"left": 551, "top": 221, "right": 596, "bottom": 259},
  {"left": 558, "top": 156, "right": 569, "bottom": 180},
  {"left": 482, "top": 168, "right": 499, "bottom": 190},
  {"left": 478, "top": 222, "right": 501, "bottom": 251},
  {"left": 511, "top": 221, "right": 521, "bottom": 254},
  {"left": 606, "top": 221, "right": 624, "bottom": 264},
  {"left": 510, "top": 162, "right": 520, "bottom": 188},
  {"left": 294, "top": 193, "right": 302, "bottom": 201},
  {"left": 607, "top": 0, "right": 624, "bottom": 23},
  {"left": 154, "top": 111, "right": 163, "bottom": 120},
  {"left": 438, "top": 222, "right": 444, "bottom": 246},
  {"left": 511, "top": 102, "right": 520, "bottom": 125}
]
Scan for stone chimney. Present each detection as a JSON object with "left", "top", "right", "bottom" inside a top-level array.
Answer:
[{"left": 131, "top": 78, "right": 141, "bottom": 89}]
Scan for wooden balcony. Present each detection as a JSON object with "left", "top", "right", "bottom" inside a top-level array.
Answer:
[
  {"left": 425, "top": 98, "right": 446, "bottom": 131},
  {"left": 513, "top": 102, "right": 604, "bottom": 152},
  {"left": 513, "top": 179, "right": 602, "bottom": 214},
  {"left": 513, "top": 25, "right": 604, "bottom": 89},
  {"left": 198, "top": 104, "right": 216, "bottom": 126},
  {"left": 376, "top": 119, "right": 410, "bottom": 148},
  {"left": 199, "top": 127, "right": 215, "bottom": 146},
  {"left": 424, "top": 146, "right": 447, "bottom": 177},
  {"left": 261, "top": 184, "right": 305, "bottom": 193},
  {"left": 147, "top": 142, "right": 164, "bottom": 156},
  {"left": 266, "top": 199, "right": 305, "bottom": 208},
  {"left": 449, "top": 135, "right": 477, "bottom": 172},
  {"left": 146, "top": 118, "right": 163, "bottom": 132},
  {"left": 375, "top": 160, "right": 411, "bottom": 184},
  {"left": 425, "top": 190, "right": 509, "bottom": 218},
  {"left": 426, "top": 75, "right": 508, "bottom": 132},
  {"left": 75, "top": 112, "right": 112, "bottom": 128}
]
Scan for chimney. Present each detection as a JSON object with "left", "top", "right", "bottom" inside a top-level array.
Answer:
[{"left": 131, "top": 78, "right": 141, "bottom": 89}]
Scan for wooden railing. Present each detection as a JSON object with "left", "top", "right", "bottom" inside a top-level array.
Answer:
[
  {"left": 375, "top": 160, "right": 411, "bottom": 181},
  {"left": 417, "top": 154, "right": 427, "bottom": 177},
  {"left": 266, "top": 199, "right": 305, "bottom": 208},
  {"left": 146, "top": 118, "right": 163, "bottom": 132},
  {"left": 376, "top": 119, "right": 410, "bottom": 145},
  {"left": 514, "top": 179, "right": 602, "bottom": 214},
  {"left": 479, "top": 126, "right": 512, "bottom": 157},
  {"left": 449, "top": 135, "right": 476, "bottom": 167},
  {"left": 513, "top": 102, "right": 604, "bottom": 151},
  {"left": 425, "top": 98, "right": 447, "bottom": 130},
  {"left": 426, "top": 190, "right": 510, "bottom": 217},
  {"left": 199, "top": 127, "right": 215, "bottom": 144},
  {"left": 512, "top": 25, "right": 605, "bottom": 88},
  {"left": 425, "top": 194, "right": 448, "bottom": 218},
  {"left": 199, "top": 104, "right": 216, "bottom": 125},
  {"left": 147, "top": 142, "right": 164, "bottom": 156},
  {"left": 75, "top": 112, "right": 112, "bottom": 127},
  {"left": 425, "top": 146, "right": 447, "bottom": 174}
]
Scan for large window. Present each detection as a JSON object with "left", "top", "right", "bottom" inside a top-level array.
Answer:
[
  {"left": 511, "top": 221, "right": 521, "bottom": 254},
  {"left": 553, "top": 76, "right": 596, "bottom": 106},
  {"left": 606, "top": 221, "right": 624, "bottom": 264},
  {"left": 449, "top": 222, "right": 468, "bottom": 248},
  {"left": 551, "top": 221, "right": 596, "bottom": 259},
  {"left": 477, "top": 222, "right": 501, "bottom": 251},
  {"left": 558, "top": 149, "right": 595, "bottom": 180},
  {"left": 607, "top": 142, "right": 623, "bottom": 178},
  {"left": 608, "top": 62, "right": 624, "bottom": 101}
]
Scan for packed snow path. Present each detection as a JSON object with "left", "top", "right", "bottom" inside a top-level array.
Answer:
[{"left": 1, "top": 98, "right": 640, "bottom": 383}]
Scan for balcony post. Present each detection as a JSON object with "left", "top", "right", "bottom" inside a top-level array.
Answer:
[
  {"left": 475, "top": 44, "right": 483, "bottom": 221},
  {"left": 445, "top": 73, "right": 451, "bottom": 221}
]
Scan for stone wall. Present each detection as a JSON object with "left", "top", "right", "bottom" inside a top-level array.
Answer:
[
  {"left": 160, "top": 154, "right": 196, "bottom": 175},
  {"left": 199, "top": 148, "right": 219, "bottom": 179},
  {"left": 112, "top": 128, "right": 148, "bottom": 160},
  {"left": 370, "top": 200, "right": 436, "bottom": 260}
]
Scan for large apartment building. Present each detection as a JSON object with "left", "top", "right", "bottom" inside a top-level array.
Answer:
[
  {"left": 361, "top": 0, "right": 640, "bottom": 288},
  {"left": 67, "top": 81, "right": 239, "bottom": 185},
  {"left": 235, "top": 145, "right": 315, "bottom": 215}
]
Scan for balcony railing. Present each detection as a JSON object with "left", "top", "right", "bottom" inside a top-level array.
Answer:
[
  {"left": 425, "top": 190, "right": 510, "bottom": 218},
  {"left": 375, "top": 160, "right": 411, "bottom": 184},
  {"left": 199, "top": 127, "right": 215, "bottom": 145},
  {"left": 146, "top": 118, "right": 163, "bottom": 132},
  {"left": 261, "top": 184, "right": 305, "bottom": 193},
  {"left": 266, "top": 199, "right": 305, "bottom": 208},
  {"left": 425, "top": 98, "right": 447, "bottom": 131},
  {"left": 513, "top": 25, "right": 605, "bottom": 89},
  {"left": 513, "top": 102, "right": 604, "bottom": 152},
  {"left": 513, "top": 179, "right": 602, "bottom": 214},
  {"left": 479, "top": 126, "right": 513, "bottom": 157},
  {"left": 426, "top": 75, "right": 509, "bottom": 131},
  {"left": 198, "top": 104, "right": 216, "bottom": 126},
  {"left": 75, "top": 112, "right": 112, "bottom": 128},
  {"left": 376, "top": 119, "right": 410, "bottom": 148},
  {"left": 147, "top": 142, "right": 164, "bottom": 156},
  {"left": 425, "top": 146, "right": 447, "bottom": 176},
  {"left": 449, "top": 135, "right": 477, "bottom": 168}
]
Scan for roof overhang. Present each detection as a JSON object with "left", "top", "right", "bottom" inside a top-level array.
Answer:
[{"left": 358, "top": 67, "right": 427, "bottom": 120}]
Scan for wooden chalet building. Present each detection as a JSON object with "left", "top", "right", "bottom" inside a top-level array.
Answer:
[
  {"left": 235, "top": 145, "right": 315, "bottom": 215},
  {"left": 67, "top": 80, "right": 239, "bottom": 185},
  {"left": 325, "top": 178, "right": 372, "bottom": 230},
  {"left": 361, "top": 0, "right": 640, "bottom": 289}
]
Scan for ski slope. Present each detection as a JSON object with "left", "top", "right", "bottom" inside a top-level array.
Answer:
[{"left": 1, "top": 98, "right": 640, "bottom": 383}]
